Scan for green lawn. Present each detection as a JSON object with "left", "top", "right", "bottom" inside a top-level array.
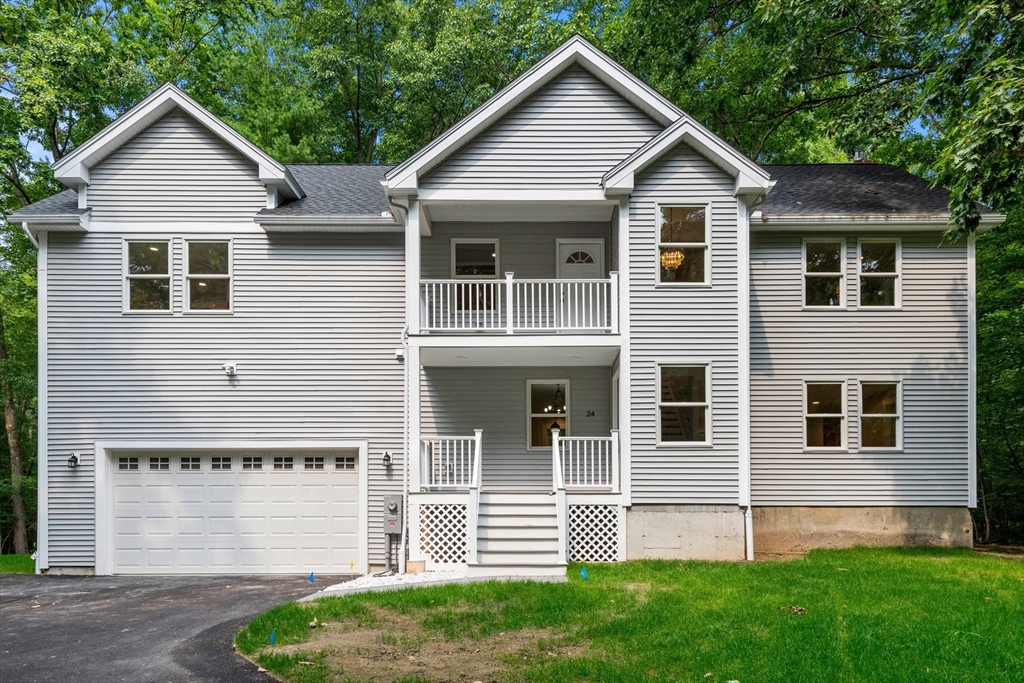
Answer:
[
  {"left": 0, "top": 554, "right": 34, "bottom": 574},
  {"left": 237, "top": 547, "right": 1024, "bottom": 683}
]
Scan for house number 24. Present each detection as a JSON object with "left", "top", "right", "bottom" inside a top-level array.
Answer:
[{"left": 586, "top": 411, "right": 595, "bottom": 417}]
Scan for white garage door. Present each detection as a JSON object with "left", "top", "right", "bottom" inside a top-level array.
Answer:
[{"left": 110, "top": 450, "right": 361, "bottom": 574}]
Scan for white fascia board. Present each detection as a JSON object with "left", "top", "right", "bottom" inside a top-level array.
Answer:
[
  {"left": 52, "top": 83, "right": 303, "bottom": 199},
  {"left": 751, "top": 213, "right": 1007, "bottom": 232},
  {"left": 257, "top": 215, "right": 403, "bottom": 233},
  {"left": 384, "top": 35, "right": 682, "bottom": 194},
  {"left": 15, "top": 213, "right": 90, "bottom": 234},
  {"left": 603, "top": 116, "right": 770, "bottom": 196},
  {"left": 416, "top": 188, "right": 612, "bottom": 203}
]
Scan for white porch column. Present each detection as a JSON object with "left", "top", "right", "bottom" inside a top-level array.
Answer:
[
  {"left": 407, "top": 343, "right": 421, "bottom": 492},
  {"left": 617, "top": 196, "right": 632, "bottom": 507},
  {"left": 406, "top": 199, "right": 421, "bottom": 334}
]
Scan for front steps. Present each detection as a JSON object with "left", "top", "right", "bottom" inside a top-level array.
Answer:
[{"left": 467, "top": 490, "right": 566, "bottom": 579}]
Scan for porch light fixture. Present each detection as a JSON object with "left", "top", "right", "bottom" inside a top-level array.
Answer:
[
  {"left": 660, "top": 248, "right": 684, "bottom": 271},
  {"left": 382, "top": 452, "right": 393, "bottom": 468},
  {"left": 67, "top": 453, "right": 79, "bottom": 468}
]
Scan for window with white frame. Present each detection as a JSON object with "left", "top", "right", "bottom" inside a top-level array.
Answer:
[
  {"left": 304, "top": 456, "right": 325, "bottom": 470},
  {"left": 658, "top": 206, "right": 707, "bottom": 284},
  {"left": 187, "top": 241, "right": 231, "bottom": 310},
  {"left": 242, "top": 456, "right": 263, "bottom": 470},
  {"left": 335, "top": 455, "right": 356, "bottom": 470},
  {"left": 211, "top": 455, "right": 232, "bottom": 470},
  {"left": 125, "top": 241, "right": 171, "bottom": 310},
  {"left": 180, "top": 456, "right": 200, "bottom": 471},
  {"left": 452, "top": 239, "right": 499, "bottom": 278},
  {"left": 658, "top": 365, "right": 709, "bottom": 443},
  {"left": 149, "top": 456, "right": 169, "bottom": 470},
  {"left": 804, "top": 240, "right": 844, "bottom": 307},
  {"left": 528, "top": 380, "right": 569, "bottom": 449},
  {"left": 859, "top": 240, "right": 900, "bottom": 307},
  {"left": 273, "top": 456, "right": 294, "bottom": 470},
  {"left": 118, "top": 457, "right": 139, "bottom": 471},
  {"left": 861, "top": 382, "right": 901, "bottom": 448},
  {"left": 805, "top": 382, "right": 845, "bottom": 448}
]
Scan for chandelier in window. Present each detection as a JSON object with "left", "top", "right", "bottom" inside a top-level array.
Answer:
[{"left": 660, "top": 248, "right": 685, "bottom": 270}]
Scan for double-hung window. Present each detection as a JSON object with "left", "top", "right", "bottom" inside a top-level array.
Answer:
[
  {"left": 859, "top": 239, "right": 900, "bottom": 307},
  {"left": 805, "top": 382, "right": 845, "bottom": 448},
  {"left": 451, "top": 239, "right": 499, "bottom": 311},
  {"left": 125, "top": 241, "right": 171, "bottom": 310},
  {"left": 861, "top": 382, "right": 901, "bottom": 449},
  {"left": 528, "top": 380, "right": 569, "bottom": 449},
  {"left": 803, "top": 240, "right": 845, "bottom": 307},
  {"left": 658, "top": 206, "right": 708, "bottom": 284},
  {"left": 187, "top": 241, "right": 231, "bottom": 311},
  {"left": 658, "top": 365, "right": 709, "bottom": 443}
]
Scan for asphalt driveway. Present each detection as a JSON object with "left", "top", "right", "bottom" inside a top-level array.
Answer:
[{"left": 0, "top": 573, "right": 352, "bottom": 683}]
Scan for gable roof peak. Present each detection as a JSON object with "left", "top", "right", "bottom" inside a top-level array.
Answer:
[{"left": 52, "top": 82, "right": 302, "bottom": 199}]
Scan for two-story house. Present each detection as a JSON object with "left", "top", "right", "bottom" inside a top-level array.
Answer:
[{"left": 11, "top": 36, "right": 1002, "bottom": 577}]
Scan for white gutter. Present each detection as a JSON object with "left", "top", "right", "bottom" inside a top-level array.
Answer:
[
  {"left": 752, "top": 212, "right": 1006, "bottom": 232},
  {"left": 21, "top": 222, "right": 39, "bottom": 249},
  {"left": 256, "top": 214, "right": 402, "bottom": 231}
]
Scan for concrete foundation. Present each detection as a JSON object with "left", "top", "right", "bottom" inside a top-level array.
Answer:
[
  {"left": 42, "top": 566, "right": 95, "bottom": 576},
  {"left": 753, "top": 506, "right": 973, "bottom": 557},
  {"left": 625, "top": 505, "right": 746, "bottom": 561}
]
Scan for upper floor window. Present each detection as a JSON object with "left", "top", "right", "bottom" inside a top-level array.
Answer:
[
  {"left": 861, "top": 382, "right": 901, "bottom": 449},
  {"left": 804, "top": 240, "right": 845, "bottom": 307},
  {"left": 658, "top": 365, "right": 709, "bottom": 443},
  {"left": 451, "top": 239, "right": 499, "bottom": 279},
  {"left": 859, "top": 239, "right": 900, "bottom": 307},
  {"left": 805, "top": 382, "right": 845, "bottom": 449},
  {"left": 187, "top": 241, "right": 231, "bottom": 311},
  {"left": 659, "top": 206, "right": 707, "bottom": 284},
  {"left": 126, "top": 241, "right": 170, "bottom": 311}
]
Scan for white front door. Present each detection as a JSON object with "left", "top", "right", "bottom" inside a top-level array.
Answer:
[
  {"left": 556, "top": 240, "right": 604, "bottom": 280},
  {"left": 556, "top": 240, "right": 605, "bottom": 329}
]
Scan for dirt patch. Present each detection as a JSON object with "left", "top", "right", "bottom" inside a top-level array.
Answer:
[
  {"left": 624, "top": 582, "right": 650, "bottom": 603},
  {"left": 974, "top": 544, "right": 1024, "bottom": 560},
  {"left": 269, "top": 607, "right": 575, "bottom": 682}
]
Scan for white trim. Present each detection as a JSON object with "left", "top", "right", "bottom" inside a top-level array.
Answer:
[
  {"left": 35, "top": 232, "right": 48, "bottom": 572},
  {"left": 802, "top": 237, "right": 846, "bottom": 309},
  {"left": 737, "top": 197, "right": 751, "bottom": 508},
  {"left": 967, "top": 233, "right": 977, "bottom": 507},
  {"left": 802, "top": 380, "right": 848, "bottom": 451},
  {"left": 526, "top": 379, "right": 571, "bottom": 450},
  {"left": 123, "top": 239, "right": 173, "bottom": 314},
  {"left": 655, "top": 203, "right": 712, "bottom": 287},
  {"left": 52, "top": 83, "right": 302, "bottom": 198},
  {"left": 406, "top": 200, "right": 422, "bottom": 334},
  {"left": 752, "top": 213, "right": 1006, "bottom": 231},
  {"left": 411, "top": 334, "right": 621, "bottom": 349},
  {"left": 384, "top": 35, "right": 682, "bottom": 194},
  {"left": 555, "top": 238, "right": 605, "bottom": 279},
  {"left": 617, "top": 197, "right": 632, "bottom": 506},
  {"left": 407, "top": 344, "right": 422, "bottom": 491},
  {"left": 184, "top": 239, "right": 233, "bottom": 313},
  {"left": 856, "top": 237, "right": 902, "bottom": 309},
  {"left": 93, "top": 439, "right": 370, "bottom": 576},
  {"left": 857, "top": 380, "right": 903, "bottom": 452},
  {"left": 603, "top": 116, "right": 770, "bottom": 197},
  {"left": 450, "top": 238, "right": 501, "bottom": 279},
  {"left": 655, "top": 363, "right": 712, "bottom": 447}
]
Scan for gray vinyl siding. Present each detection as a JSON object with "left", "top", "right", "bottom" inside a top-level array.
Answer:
[
  {"left": 88, "top": 110, "right": 266, "bottom": 221},
  {"left": 45, "top": 231, "right": 405, "bottom": 566},
  {"left": 749, "top": 232, "right": 970, "bottom": 505},
  {"left": 421, "top": 222, "right": 611, "bottom": 279},
  {"left": 628, "top": 144, "right": 741, "bottom": 504},
  {"left": 420, "top": 366, "right": 612, "bottom": 486},
  {"left": 422, "top": 65, "right": 662, "bottom": 191}
]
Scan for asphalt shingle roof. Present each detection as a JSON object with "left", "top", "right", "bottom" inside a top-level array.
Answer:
[
  {"left": 260, "top": 164, "right": 395, "bottom": 217},
  {"left": 7, "top": 189, "right": 83, "bottom": 217},
  {"left": 760, "top": 163, "right": 995, "bottom": 217}
]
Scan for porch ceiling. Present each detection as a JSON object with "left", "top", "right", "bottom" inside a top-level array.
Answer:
[{"left": 418, "top": 340, "right": 619, "bottom": 367}]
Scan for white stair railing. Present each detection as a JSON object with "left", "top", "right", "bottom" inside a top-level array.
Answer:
[
  {"left": 551, "top": 428, "right": 568, "bottom": 564},
  {"left": 558, "top": 431, "right": 620, "bottom": 491},
  {"left": 466, "top": 429, "right": 483, "bottom": 565},
  {"left": 420, "top": 273, "right": 617, "bottom": 334},
  {"left": 420, "top": 435, "right": 478, "bottom": 488}
]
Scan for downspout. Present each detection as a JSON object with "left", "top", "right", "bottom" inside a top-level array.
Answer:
[
  {"left": 399, "top": 323, "right": 410, "bottom": 574},
  {"left": 22, "top": 222, "right": 39, "bottom": 249},
  {"left": 745, "top": 506, "right": 754, "bottom": 561}
]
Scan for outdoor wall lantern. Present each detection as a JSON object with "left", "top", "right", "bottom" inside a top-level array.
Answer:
[
  {"left": 67, "top": 453, "right": 79, "bottom": 468},
  {"left": 382, "top": 452, "right": 393, "bottom": 469}
]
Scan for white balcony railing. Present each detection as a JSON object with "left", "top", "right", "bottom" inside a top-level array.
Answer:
[
  {"left": 420, "top": 431, "right": 482, "bottom": 488},
  {"left": 555, "top": 430, "right": 620, "bottom": 491},
  {"left": 420, "top": 272, "right": 618, "bottom": 334}
]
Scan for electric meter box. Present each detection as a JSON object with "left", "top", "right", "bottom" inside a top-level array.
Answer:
[{"left": 383, "top": 495, "right": 403, "bottom": 536}]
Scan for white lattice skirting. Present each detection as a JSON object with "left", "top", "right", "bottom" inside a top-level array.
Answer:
[
  {"left": 568, "top": 505, "right": 620, "bottom": 562},
  {"left": 419, "top": 504, "right": 468, "bottom": 565}
]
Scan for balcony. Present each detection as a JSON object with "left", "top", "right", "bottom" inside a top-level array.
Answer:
[{"left": 420, "top": 273, "right": 618, "bottom": 335}]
